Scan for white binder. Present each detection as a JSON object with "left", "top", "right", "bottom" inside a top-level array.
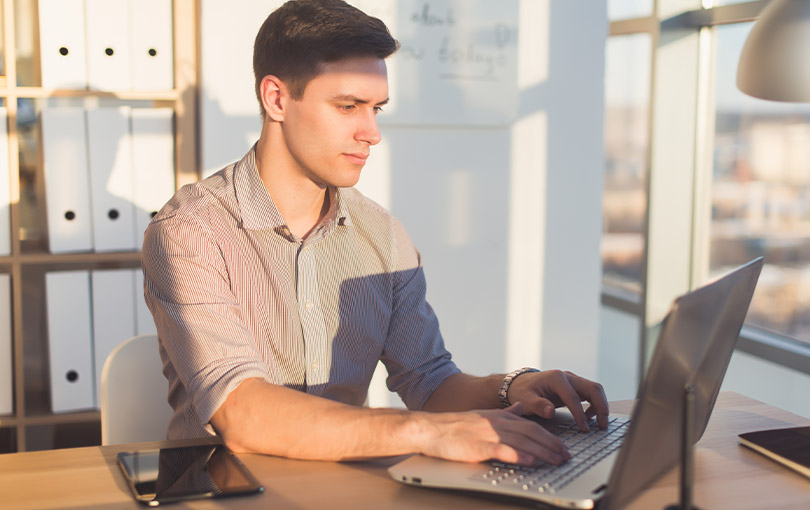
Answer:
[
  {"left": 130, "top": 0, "right": 174, "bottom": 90},
  {"left": 91, "top": 269, "right": 137, "bottom": 407},
  {"left": 38, "top": 0, "right": 88, "bottom": 89},
  {"left": 87, "top": 106, "right": 137, "bottom": 252},
  {"left": 85, "top": 0, "right": 131, "bottom": 91},
  {"left": 46, "top": 271, "right": 95, "bottom": 413},
  {"left": 0, "top": 274, "right": 12, "bottom": 415},
  {"left": 133, "top": 268, "right": 157, "bottom": 336},
  {"left": 131, "top": 108, "right": 175, "bottom": 249},
  {"left": 41, "top": 108, "right": 94, "bottom": 253},
  {"left": 0, "top": 106, "right": 10, "bottom": 255}
]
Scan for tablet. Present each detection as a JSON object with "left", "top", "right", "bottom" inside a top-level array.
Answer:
[
  {"left": 117, "top": 444, "right": 264, "bottom": 506},
  {"left": 739, "top": 426, "right": 810, "bottom": 480}
]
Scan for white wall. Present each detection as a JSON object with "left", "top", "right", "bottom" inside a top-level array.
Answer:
[
  {"left": 199, "top": 0, "right": 268, "bottom": 175},
  {"left": 722, "top": 350, "right": 810, "bottom": 419},
  {"left": 200, "top": 0, "right": 607, "bottom": 407}
]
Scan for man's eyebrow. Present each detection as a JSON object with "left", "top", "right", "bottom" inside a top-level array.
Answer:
[{"left": 332, "top": 94, "right": 390, "bottom": 106}]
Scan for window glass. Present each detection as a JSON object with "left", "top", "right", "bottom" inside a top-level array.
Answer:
[
  {"left": 711, "top": 22, "right": 810, "bottom": 342},
  {"left": 608, "top": 0, "right": 654, "bottom": 21},
  {"left": 602, "top": 33, "right": 652, "bottom": 294}
]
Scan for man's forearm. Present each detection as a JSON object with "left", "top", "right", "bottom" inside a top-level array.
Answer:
[
  {"left": 212, "top": 378, "right": 425, "bottom": 460},
  {"left": 421, "top": 372, "right": 503, "bottom": 412},
  {"left": 212, "top": 376, "right": 574, "bottom": 466}
]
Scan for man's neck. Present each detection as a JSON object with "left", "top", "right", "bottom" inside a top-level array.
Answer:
[{"left": 255, "top": 127, "right": 330, "bottom": 240}]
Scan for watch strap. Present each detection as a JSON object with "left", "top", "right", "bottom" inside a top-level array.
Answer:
[{"left": 498, "top": 367, "right": 539, "bottom": 407}]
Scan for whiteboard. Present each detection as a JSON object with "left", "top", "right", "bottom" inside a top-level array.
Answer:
[{"left": 353, "top": 0, "right": 519, "bottom": 127}]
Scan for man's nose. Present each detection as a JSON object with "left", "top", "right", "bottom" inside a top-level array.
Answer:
[{"left": 356, "top": 110, "right": 382, "bottom": 146}]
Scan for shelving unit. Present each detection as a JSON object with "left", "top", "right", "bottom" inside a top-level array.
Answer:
[{"left": 0, "top": 0, "right": 198, "bottom": 452}]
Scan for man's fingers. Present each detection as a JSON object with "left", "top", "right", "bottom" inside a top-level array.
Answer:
[
  {"left": 477, "top": 428, "right": 567, "bottom": 466},
  {"left": 488, "top": 410, "right": 570, "bottom": 462},
  {"left": 494, "top": 429, "right": 568, "bottom": 465},
  {"left": 565, "top": 371, "right": 609, "bottom": 428},
  {"left": 521, "top": 396, "right": 556, "bottom": 419},
  {"left": 534, "top": 370, "right": 609, "bottom": 430},
  {"left": 504, "top": 402, "right": 524, "bottom": 416},
  {"left": 507, "top": 369, "right": 611, "bottom": 430},
  {"left": 488, "top": 443, "right": 534, "bottom": 466},
  {"left": 420, "top": 409, "right": 574, "bottom": 467},
  {"left": 540, "top": 371, "right": 590, "bottom": 430}
]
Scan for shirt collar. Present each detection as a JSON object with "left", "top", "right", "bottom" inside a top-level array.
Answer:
[{"left": 234, "top": 145, "right": 352, "bottom": 235}]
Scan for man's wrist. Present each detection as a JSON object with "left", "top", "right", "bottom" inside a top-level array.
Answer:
[{"left": 498, "top": 367, "right": 540, "bottom": 407}]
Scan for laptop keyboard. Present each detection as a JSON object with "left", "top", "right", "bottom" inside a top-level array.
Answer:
[{"left": 473, "top": 416, "right": 631, "bottom": 494}]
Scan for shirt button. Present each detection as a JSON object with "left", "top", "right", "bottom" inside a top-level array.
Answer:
[
  {"left": 304, "top": 301, "right": 313, "bottom": 310},
  {"left": 311, "top": 361, "right": 319, "bottom": 371}
]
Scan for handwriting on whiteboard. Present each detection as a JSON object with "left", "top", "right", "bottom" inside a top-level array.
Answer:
[
  {"left": 355, "top": 0, "right": 519, "bottom": 126},
  {"left": 399, "top": 2, "right": 515, "bottom": 83}
]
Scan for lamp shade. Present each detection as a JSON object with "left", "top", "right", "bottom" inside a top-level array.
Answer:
[{"left": 737, "top": 0, "right": 810, "bottom": 102}]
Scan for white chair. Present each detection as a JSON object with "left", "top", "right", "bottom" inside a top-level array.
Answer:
[{"left": 100, "top": 334, "right": 174, "bottom": 445}]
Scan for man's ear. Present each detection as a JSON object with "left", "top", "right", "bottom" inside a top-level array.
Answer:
[{"left": 260, "top": 75, "right": 287, "bottom": 122}]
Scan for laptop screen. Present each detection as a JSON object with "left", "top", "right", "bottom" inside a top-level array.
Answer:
[{"left": 602, "top": 257, "right": 763, "bottom": 509}]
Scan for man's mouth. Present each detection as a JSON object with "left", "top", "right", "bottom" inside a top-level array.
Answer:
[{"left": 344, "top": 152, "right": 369, "bottom": 165}]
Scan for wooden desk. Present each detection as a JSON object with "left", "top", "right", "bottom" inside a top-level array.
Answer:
[{"left": 1, "top": 392, "right": 809, "bottom": 509}]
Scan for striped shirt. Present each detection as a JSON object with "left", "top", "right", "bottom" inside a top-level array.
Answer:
[{"left": 142, "top": 146, "right": 460, "bottom": 440}]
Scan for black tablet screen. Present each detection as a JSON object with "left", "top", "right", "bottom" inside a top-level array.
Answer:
[{"left": 118, "top": 444, "right": 264, "bottom": 506}]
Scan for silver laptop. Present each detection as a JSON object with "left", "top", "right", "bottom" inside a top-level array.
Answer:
[{"left": 389, "top": 257, "right": 763, "bottom": 510}]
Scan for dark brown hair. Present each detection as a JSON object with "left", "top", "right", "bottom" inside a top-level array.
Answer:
[{"left": 253, "top": 0, "right": 399, "bottom": 115}]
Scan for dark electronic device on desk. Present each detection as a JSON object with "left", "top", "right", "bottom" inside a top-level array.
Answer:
[
  {"left": 739, "top": 426, "right": 810, "bottom": 480},
  {"left": 118, "top": 443, "right": 264, "bottom": 506}
]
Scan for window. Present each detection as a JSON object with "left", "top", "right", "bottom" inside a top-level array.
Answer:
[
  {"left": 711, "top": 22, "right": 810, "bottom": 343},
  {"left": 602, "top": 34, "right": 652, "bottom": 295},
  {"left": 602, "top": 0, "right": 810, "bottom": 383},
  {"left": 608, "top": 0, "right": 654, "bottom": 21}
]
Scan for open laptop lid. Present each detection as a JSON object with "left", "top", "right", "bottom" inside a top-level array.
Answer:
[{"left": 601, "top": 257, "right": 763, "bottom": 509}]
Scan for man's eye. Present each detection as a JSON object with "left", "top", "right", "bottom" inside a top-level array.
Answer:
[
  {"left": 374, "top": 106, "right": 384, "bottom": 114},
  {"left": 340, "top": 104, "right": 356, "bottom": 111}
]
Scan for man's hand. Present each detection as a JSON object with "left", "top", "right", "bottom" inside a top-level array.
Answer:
[
  {"left": 413, "top": 403, "right": 571, "bottom": 466},
  {"left": 507, "top": 370, "right": 609, "bottom": 431}
]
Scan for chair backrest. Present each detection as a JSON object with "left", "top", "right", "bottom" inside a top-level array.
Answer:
[{"left": 100, "top": 334, "right": 173, "bottom": 445}]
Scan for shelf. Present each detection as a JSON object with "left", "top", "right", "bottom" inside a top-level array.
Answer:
[
  {"left": 0, "top": 416, "right": 19, "bottom": 427},
  {"left": 22, "top": 410, "right": 100, "bottom": 427},
  {"left": 0, "top": 87, "right": 180, "bottom": 101},
  {"left": 15, "top": 251, "right": 142, "bottom": 265},
  {"left": 0, "top": 0, "right": 199, "bottom": 452},
  {"left": 1, "top": 251, "right": 142, "bottom": 266}
]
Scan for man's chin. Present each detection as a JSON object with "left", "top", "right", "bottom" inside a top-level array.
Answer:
[{"left": 331, "top": 169, "right": 364, "bottom": 188}]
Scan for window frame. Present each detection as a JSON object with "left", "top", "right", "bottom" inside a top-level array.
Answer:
[{"left": 602, "top": 0, "right": 810, "bottom": 385}]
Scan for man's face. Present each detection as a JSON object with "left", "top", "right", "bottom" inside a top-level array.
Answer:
[{"left": 281, "top": 56, "right": 389, "bottom": 189}]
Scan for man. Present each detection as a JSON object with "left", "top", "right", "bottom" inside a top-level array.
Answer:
[{"left": 143, "top": 0, "right": 608, "bottom": 468}]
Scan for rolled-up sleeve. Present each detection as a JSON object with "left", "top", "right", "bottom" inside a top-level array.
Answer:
[
  {"left": 143, "top": 213, "right": 271, "bottom": 428},
  {"left": 380, "top": 217, "right": 460, "bottom": 410}
]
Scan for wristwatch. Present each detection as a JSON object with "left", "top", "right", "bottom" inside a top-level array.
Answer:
[{"left": 498, "top": 367, "right": 540, "bottom": 407}]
